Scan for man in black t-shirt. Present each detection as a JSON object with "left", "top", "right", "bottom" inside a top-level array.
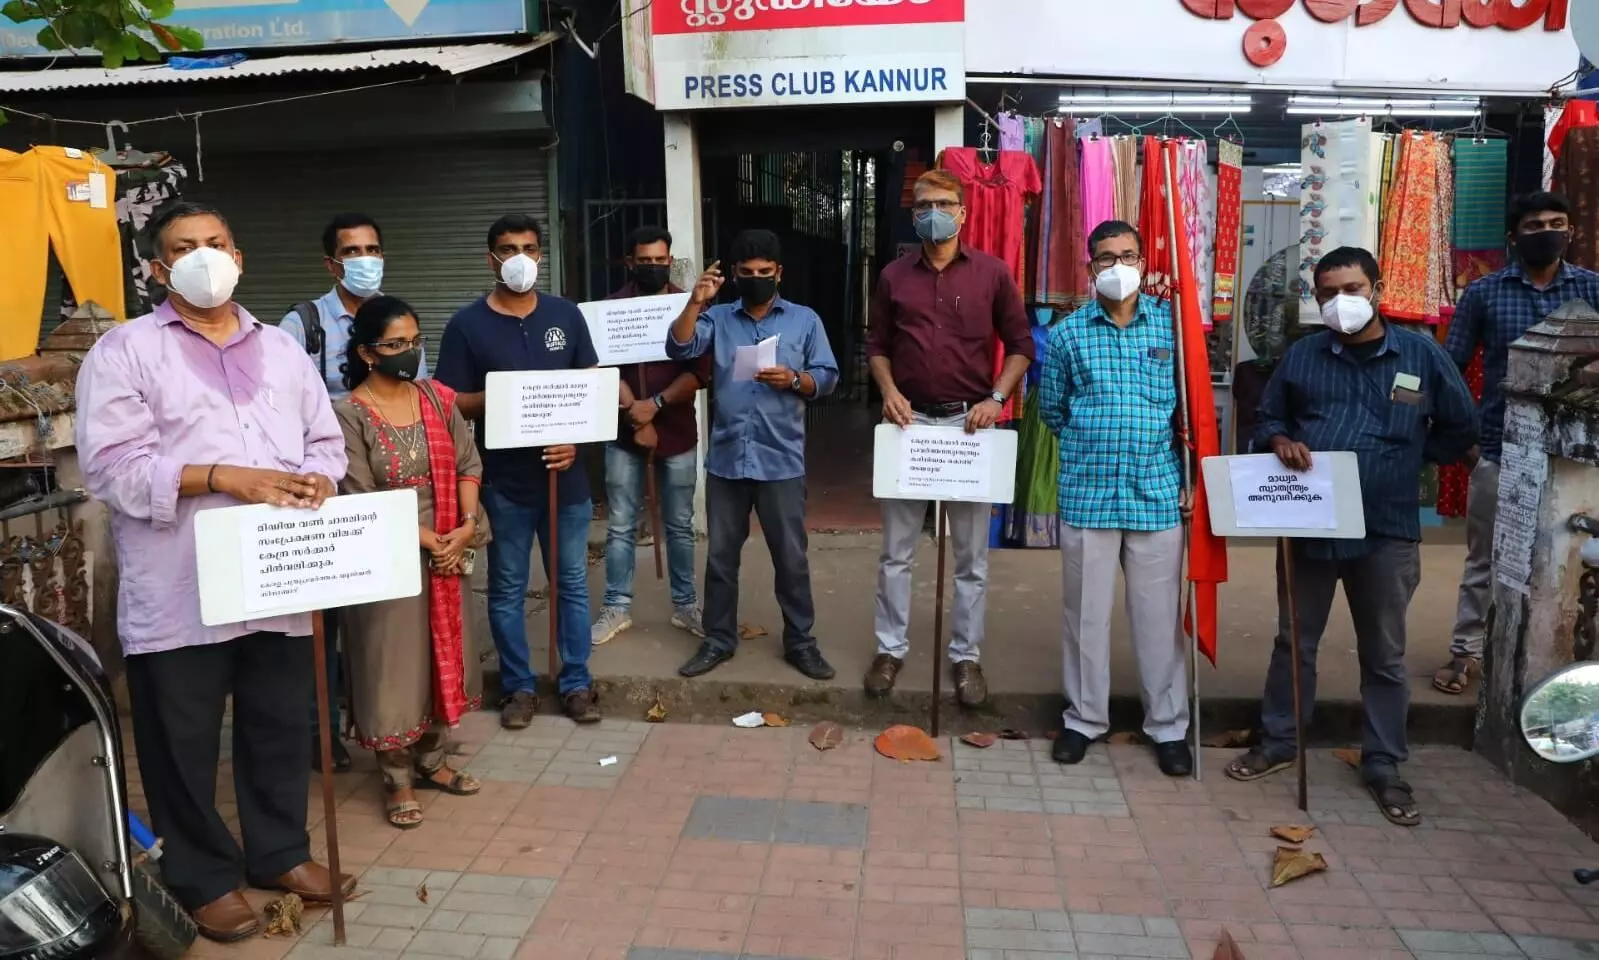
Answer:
[{"left": 435, "top": 214, "right": 601, "bottom": 726}]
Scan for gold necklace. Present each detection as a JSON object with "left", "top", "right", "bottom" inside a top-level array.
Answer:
[{"left": 362, "top": 382, "right": 424, "bottom": 464}]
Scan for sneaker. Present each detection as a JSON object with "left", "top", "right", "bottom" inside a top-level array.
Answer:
[
  {"left": 671, "top": 604, "right": 706, "bottom": 638},
  {"left": 591, "top": 606, "right": 632, "bottom": 646},
  {"left": 500, "top": 690, "right": 539, "bottom": 730}
]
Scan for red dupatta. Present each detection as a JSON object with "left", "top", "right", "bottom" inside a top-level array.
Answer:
[{"left": 418, "top": 381, "right": 474, "bottom": 727}]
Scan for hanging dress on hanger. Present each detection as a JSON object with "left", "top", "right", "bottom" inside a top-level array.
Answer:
[
  {"left": 1080, "top": 135, "right": 1116, "bottom": 240},
  {"left": 1033, "top": 119, "right": 1086, "bottom": 308},
  {"left": 1007, "top": 319, "right": 1062, "bottom": 548}
]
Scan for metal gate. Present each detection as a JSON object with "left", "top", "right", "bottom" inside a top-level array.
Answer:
[{"left": 581, "top": 198, "right": 720, "bottom": 302}]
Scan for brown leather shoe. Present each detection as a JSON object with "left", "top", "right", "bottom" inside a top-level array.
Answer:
[
  {"left": 192, "top": 890, "right": 260, "bottom": 942},
  {"left": 500, "top": 690, "right": 539, "bottom": 730},
  {"left": 563, "top": 688, "right": 601, "bottom": 724},
  {"left": 953, "top": 661, "right": 988, "bottom": 708},
  {"left": 863, "top": 654, "right": 903, "bottom": 697},
  {"left": 268, "top": 861, "right": 356, "bottom": 904}
]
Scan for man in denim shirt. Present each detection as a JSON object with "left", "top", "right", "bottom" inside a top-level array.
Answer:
[{"left": 665, "top": 229, "right": 839, "bottom": 681}]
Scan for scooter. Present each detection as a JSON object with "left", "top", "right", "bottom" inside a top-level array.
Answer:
[
  {"left": 0, "top": 603, "right": 196, "bottom": 958},
  {"left": 1519, "top": 661, "right": 1599, "bottom": 886}
]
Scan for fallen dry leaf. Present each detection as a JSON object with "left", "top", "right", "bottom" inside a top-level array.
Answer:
[
  {"left": 762, "top": 712, "right": 790, "bottom": 727},
  {"left": 1107, "top": 731, "right": 1145, "bottom": 746},
  {"left": 1270, "top": 824, "right": 1316, "bottom": 844},
  {"left": 875, "top": 724, "right": 943, "bottom": 762},
  {"left": 1269, "top": 846, "right": 1328, "bottom": 887},
  {"left": 1202, "top": 728, "right": 1253, "bottom": 749},
  {"left": 998, "top": 729, "right": 1029, "bottom": 740},
  {"left": 645, "top": 700, "right": 668, "bottom": 723},
  {"left": 960, "top": 732, "right": 998, "bottom": 749},
  {"left": 738, "top": 622, "right": 769, "bottom": 640},
  {"left": 416, "top": 881, "right": 429, "bottom": 904},
  {"left": 1213, "top": 928, "right": 1246, "bottom": 960},
  {"left": 263, "top": 893, "right": 305, "bottom": 938},
  {"left": 1332, "top": 748, "right": 1361, "bottom": 769},
  {"left": 808, "top": 721, "right": 844, "bottom": 751}
]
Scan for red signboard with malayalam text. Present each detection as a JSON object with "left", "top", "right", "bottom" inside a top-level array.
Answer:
[{"left": 655, "top": 0, "right": 965, "bottom": 36}]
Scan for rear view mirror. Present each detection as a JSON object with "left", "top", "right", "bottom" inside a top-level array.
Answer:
[{"left": 1521, "top": 663, "right": 1599, "bottom": 764}]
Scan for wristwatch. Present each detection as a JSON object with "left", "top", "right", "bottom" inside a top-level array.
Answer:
[
  {"left": 791, "top": 373, "right": 804, "bottom": 391},
  {"left": 989, "top": 390, "right": 1007, "bottom": 405},
  {"left": 652, "top": 394, "right": 666, "bottom": 410}
]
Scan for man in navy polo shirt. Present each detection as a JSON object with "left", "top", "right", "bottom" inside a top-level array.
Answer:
[{"left": 435, "top": 214, "right": 601, "bottom": 727}]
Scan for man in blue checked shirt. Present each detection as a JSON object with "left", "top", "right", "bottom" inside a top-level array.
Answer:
[
  {"left": 665, "top": 229, "right": 840, "bottom": 682},
  {"left": 1225, "top": 247, "right": 1475, "bottom": 828},
  {"left": 1040, "top": 220, "right": 1194, "bottom": 779},
  {"left": 1433, "top": 192, "right": 1599, "bottom": 699}
]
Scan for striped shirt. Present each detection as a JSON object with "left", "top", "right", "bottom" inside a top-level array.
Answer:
[
  {"left": 1255, "top": 325, "right": 1477, "bottom": 561},
  {"left": 1040, "top": 295, "right": 1182, "bottom": 532},
  {"left": 1444, "top": 261, "right": 1599, "bottom": 461}
]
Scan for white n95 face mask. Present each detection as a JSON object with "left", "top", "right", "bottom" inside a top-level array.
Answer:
[
  {"left": 1319, "top": 293, "right": 1375, "bottom": 335},
  {"left": 163, "top": 247, "right": 240, "bottom": 309},
  {"left": 498, "top": 253, "right": 539, "bottom": 293},
  {"left": 1094, "top": 263, "right": 1142, "bottom": 302}
]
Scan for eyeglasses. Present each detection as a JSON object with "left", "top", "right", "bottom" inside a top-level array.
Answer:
[
  {"left": 1091, "top": 252, "right": 1144, "bottom": 269},
  {"left": 371, "top": 336, "right": 426, "bottom": 352},
  {"left": 911, "top": 199, "right": 961, "bottom": 213}
]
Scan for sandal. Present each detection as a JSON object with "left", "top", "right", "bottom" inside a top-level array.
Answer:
[
  {"left": 414, "top": 763, "right": 481, "bottom": 796},
  {"left": 1432, "top": 657, "right": 1478, "bottom": 695},
  {"left": 1225, "top": 747, "right": 1295, "bottom": 782},
  {"left": 1368, "top": 777, "right": 1421, "bottom": 827},
  {"left": 385, "top": 788, "right": 424, "bottom": 830}
]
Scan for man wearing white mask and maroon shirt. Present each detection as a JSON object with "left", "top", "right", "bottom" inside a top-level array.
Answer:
[
  {"left": 1225, "top": 246, "right": 1475, "bottom": 828},
  {"left": 435, "top": 214, "right": 602, "bottom": 728},
  {"left": 75, "top": 202, "right": 353, "bottom": 941}
]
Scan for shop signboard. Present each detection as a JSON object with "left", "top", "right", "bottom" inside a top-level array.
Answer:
[
  {"left": 0, "top": 0, "right": 532, "bottom": 57},
  {"left": 648, "top": 0, "right": 965, "bottom": 110},
  {"left": 967, "top": 0, "right": 1574, "bottom": 93}
]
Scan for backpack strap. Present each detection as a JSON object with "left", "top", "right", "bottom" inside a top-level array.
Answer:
[{"left": 291, "top": 301, "right": 325, "bottom": 381}]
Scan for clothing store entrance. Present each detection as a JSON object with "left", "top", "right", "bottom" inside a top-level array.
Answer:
[{"left": 691, "top": 105, "right": 938, "bottom": 530}]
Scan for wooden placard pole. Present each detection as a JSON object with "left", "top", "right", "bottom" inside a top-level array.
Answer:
[
  {"left": 548, "top": 471, "right": 560, "bottom": 681},
  {"left": 644, "top": 454, "right": 665, "bottom": 580},
  {"left": 310, "top": 610, "right": 346, "bottom": 945},
  {"left": 1279, "top": 537, "right": 1309, "bottom": 811},
  {"left": 929, "top": 503, "right": 949, "bottom": 737}
]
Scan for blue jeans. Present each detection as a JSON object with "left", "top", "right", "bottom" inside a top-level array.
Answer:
[
  {"left": 603, "top": 444, "right": 698, "bottom": 610},
  {"left": 482, "top": 485, "right": 594, "bottom": 697}
]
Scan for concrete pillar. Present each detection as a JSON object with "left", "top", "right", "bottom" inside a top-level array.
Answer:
[
  {"left": 1477, "top": 299, "right": 1599, "bottom": 838},
  {"left": 663, "top": 111, "right": 709, "bottom": 535},
  {"left": 933, "top": 102, "right": 963, "bottom": 154}
]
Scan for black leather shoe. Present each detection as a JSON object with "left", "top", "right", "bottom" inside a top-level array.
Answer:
[
  {"left": 1154, "top": 739, "right": 1194, "bottom": 777},
  {"left": 785, "top": 647, "right": 836, "bottom": 681},
  {"left": 678, "top": 643, "right": 734, "bottom": 678},
  {"left": 1051, "top": 729, "right": 1091, "bottom": 765}
]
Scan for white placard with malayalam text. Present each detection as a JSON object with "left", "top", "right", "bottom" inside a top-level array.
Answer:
[
  {"left": 580, "top": 293, "right": 691, "bottom": 367},
  {"left": 1201, "top": 453, "right": 1366, "bottom": 540},
  {"left": 872, "top": 423, "right": 1017, "bottom": 504},
  {"left": 484, "top": 367, "right": 621, "bottom": 450},
  {"left": 195, "top": 489, "right": 423, "bottom": 627}
]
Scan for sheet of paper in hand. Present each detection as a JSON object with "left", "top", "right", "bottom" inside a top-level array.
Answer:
[
  {"left": 580, "top": 293, "right": 691, "bottom": 366},
  {"left": 872, "top": 423, "right": 1018, "bottom": 504},
  {"left": 194, "top": 489, "right": 423, "bottom": 627},
  {"left": 733, "top": 335, "right": 779, "bottom": 382},
  {"left": 484, "top": 367, "right": 621, "bottom": 450}
]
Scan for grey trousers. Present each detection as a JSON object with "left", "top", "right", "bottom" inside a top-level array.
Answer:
[
  {"left": 1059, "top": 523, "right": 1189, "bottom": 743},
  {"left": 1450, "top": 459, "right": 1499, "bottom": 660},
  {"left": 874, "top": 412, "right": 991, "bottom": 663},
  {"left": 1260, "top": 538, "right": 1419, "bottom": 779},
  {"left": 703, "top": 474, "right": 817, "bottom": 655}
]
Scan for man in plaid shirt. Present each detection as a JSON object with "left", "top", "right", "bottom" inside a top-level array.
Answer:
[
  {"left": 1435, "top": 192, "right": 1599, "bottom": 697},
  {"left": 1039, "top": 220, "right": 1192, "bottom": 778}
]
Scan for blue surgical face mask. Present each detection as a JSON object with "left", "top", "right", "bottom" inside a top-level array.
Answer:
[
  {"left": 339, "top": 256, "right": 384, "bottom": 298},
  {"left": 913, "top": 208, "right": 960, "bottom": 243}
]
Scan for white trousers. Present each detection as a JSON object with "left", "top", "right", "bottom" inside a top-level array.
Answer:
[{"left": 1059, "top": 523, "right": 1190, "bottom": 743}]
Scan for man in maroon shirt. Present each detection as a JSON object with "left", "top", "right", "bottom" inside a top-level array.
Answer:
[
  {"left": 864, "top": 169, "right": 1034, "bottom": 706},
  {"left": 592, "top": 226, "right": 712, "bottom": 646}
]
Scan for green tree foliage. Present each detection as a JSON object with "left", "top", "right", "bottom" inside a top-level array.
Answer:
[{"left": 1, "top": 0, "right": 204, "bottom": 69}]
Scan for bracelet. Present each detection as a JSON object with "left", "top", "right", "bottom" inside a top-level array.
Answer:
[{"left": 206, "top": 464, "right": 218, "bottom": 493}]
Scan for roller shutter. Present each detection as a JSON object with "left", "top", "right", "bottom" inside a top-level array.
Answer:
[{"left": 184, "top": 137, "right": 555, "bottom": 347}]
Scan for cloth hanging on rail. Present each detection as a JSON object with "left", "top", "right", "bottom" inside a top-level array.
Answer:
[
  {"left": 1545, "top": 103, "right": 1565, "bottom": 190},
  {"left": 1435, "top": 348, "right": 1484, "bottom": 518},
  {"left": 1427, "top": 139, "right": 1456, "bottom": 325},
  {"left": 939, "top": 146, "right": 1042, "bottom": 422},
  {"left": 1006, "top": 320, "right": 1061, "bottom": 548},
  {"left": 59, "top": 157, "right": 188, "bottom": 321},
  {"left": 1212, "top": 139, "right": 1245, "bottom": 324},
  {"left": 1137, "top": 136, "right": 1173, "bottom": 300},
  {"left": 1557, "top": 126, "right": 1599, "bottom": 272},
  {"left": 1380, "top": 133, "right": 1450, "bottom": 323},
  {"left": 1032, "top": 119, "right": 1087, "bottom": 308},
  {"left": 998, "top": 111, "right": 1026, "bottom": 152},
  {"left": 1112, "top": 136, "right": 1139, "bottom": 224},
  {"left": 1298, "top": 118, "right": 1378, "bottom": 327},
  {"left": 1080, "top": 135, "right": 1116, "bottom": 242},
  {"left": 1178, "top": 140, "right": 1214, "bottom": 329},
  {"left": 1451, "top": 139, "right": 1507, "bottom": 254},
  {"left": 1549, "top": 99, "right": 1599, "bottom": 164}
]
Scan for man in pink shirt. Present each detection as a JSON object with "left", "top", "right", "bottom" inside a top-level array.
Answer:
[{"left": 75, "top": 202, "right": 353, "bottom": 942}]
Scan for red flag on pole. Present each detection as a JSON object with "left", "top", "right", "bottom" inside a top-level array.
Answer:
[{"left": 1162, "top": 139, "right": 1228, "bottom": 665}]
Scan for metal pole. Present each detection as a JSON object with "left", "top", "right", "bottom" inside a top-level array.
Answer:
[
  {"left": 1280, "top": 537, "right": 1309, "bottom": 811},
  {"left": 311, "top": 610, "right": 345, "bottom": 945},
  {"left": 1160, "top": 140, "right": 1202, "bottom": 781},
  {"left": 930, "top": 502, "right": 949, "bottom": 737},
  {"left": 548, "top": 470, "right": 560, "bottom": 683}
]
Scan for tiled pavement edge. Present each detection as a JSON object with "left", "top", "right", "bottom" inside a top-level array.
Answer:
[{"left": 124, "top": 713, "right": 1599, "bottom": 960}]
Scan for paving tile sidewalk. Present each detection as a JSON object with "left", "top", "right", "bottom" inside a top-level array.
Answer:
[{"left": 137, "top": 712, "right": 1599, "bottom": 960}]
